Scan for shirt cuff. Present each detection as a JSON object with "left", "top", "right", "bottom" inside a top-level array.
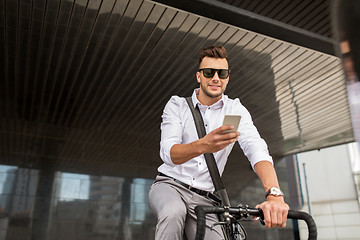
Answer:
[
  {"left": 249, "top": 152, "right": 273, "bottom": 170},
  {"left": 160, "top": 141, "right": 177, "bottom": 167}
]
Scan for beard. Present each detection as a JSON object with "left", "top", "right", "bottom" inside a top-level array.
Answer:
[{"left": 200, "top": 82, "right": 224, "bottom": 98}]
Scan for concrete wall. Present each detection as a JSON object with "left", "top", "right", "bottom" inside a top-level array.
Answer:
[{"left": 296, "top": 144, "right": 360, "bottom": 240}]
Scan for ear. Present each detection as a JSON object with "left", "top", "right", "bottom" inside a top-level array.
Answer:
[{"left": 196, "top": 72, "right": 201, "bottom": 83}]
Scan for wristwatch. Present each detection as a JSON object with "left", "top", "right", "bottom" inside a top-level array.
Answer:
[{"left": 265, "top": 187, "right": 284, "bottom": 198}]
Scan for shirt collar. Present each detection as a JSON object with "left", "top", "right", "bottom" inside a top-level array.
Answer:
[{"left": 191, "top": 88, "right": 225, "bottom": 109}]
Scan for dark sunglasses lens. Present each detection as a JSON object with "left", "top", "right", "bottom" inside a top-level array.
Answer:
[
  {"left": 203, "top": 69, "right": 215, "bottom": 78},
  {"left": 218, "top": 69, "right": 229, "bottom": 79},
  {"left": 201, "top": 69, "right": 229, "bottom": 78}
]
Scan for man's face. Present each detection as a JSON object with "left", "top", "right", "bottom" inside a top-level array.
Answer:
[{"left": 196, "top": 57, "right": 229, "bottom": 99}]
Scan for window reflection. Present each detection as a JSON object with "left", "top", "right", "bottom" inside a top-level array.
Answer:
[
  {"left": 0, "top": 165, "right": 18, "bottom": 195},
  {"left": 0, "top": 164, "right": 156, "bottom": 240},
  {"left": 130, "top": 179, "right": 153, "bottom": 224},
  {"left": 58, "top": 172, "right": 90, "bottom": 201},
  {"left": 0, "top": 165, "right": 38, "bottom": 215}
]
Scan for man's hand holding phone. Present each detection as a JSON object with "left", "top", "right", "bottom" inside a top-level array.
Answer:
[{"left": 199, "top": 115, "right": 241, "bottom": 153}]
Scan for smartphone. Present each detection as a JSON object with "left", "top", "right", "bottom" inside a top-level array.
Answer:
[{"left": 222, "top": 115, "right": 241, "bottom": 134}]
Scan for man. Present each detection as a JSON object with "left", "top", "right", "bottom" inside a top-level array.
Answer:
[{"left": 148, "top": 45, "right": 289, "bottom": 239}]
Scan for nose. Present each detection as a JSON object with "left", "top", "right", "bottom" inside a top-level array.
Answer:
[{"left": 212, "top": 71, "right": 220, "bottom": 81}]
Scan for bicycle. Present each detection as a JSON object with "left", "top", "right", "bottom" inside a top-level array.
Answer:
[
  {"left": 185, "top": 97, "right": 318, "bottom": 240},
  {"left": 194, "top": 204, "right": 317, "bottom": 240}
]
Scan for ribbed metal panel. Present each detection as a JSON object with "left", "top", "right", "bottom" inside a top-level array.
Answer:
[
  {"left": 0, "top": 0, "right": 353, "bottom": 175},
  {"left": 217, "top": 0, "right": 332, "bottom": 38}
]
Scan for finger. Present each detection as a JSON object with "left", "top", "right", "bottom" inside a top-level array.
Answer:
[
  {"left": 217, "top": 138, "right": 238, "bottom": 149},
  {"left": 223, "top": 131, "right": 240, "bottom": 139},
  {"left": 271, "top": 210, "right": 277, "bottom": 228},
  {"left": 217, "top": 125, "right": 234, "bottom": 133},
  {"left": 217, "top": 132, "right": 239, "bottom": 144},
  {"left": 277, "top": 211, "right": 283, "bottom": 228},
  {"left": 281, "top": 209, "right": 288, "bottom": 227},
  {"left": 262, "top": 209, "right": 271, "bottom": 228}
]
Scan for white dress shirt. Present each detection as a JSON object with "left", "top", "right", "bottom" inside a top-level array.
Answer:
[{"left": 158, "top": 89, "right": 273, "bottom": 191}]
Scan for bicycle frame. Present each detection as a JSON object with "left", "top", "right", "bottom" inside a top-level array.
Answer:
[{"left": 195, "top": 205, "right": 317, "bottom": 240}]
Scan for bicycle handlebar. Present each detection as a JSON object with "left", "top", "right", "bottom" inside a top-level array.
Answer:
[{"left": 194, "top": 205, "right": 317, "bottom": 240}]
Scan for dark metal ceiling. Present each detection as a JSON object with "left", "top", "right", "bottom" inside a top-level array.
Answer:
[
  {"left": 0, "top": 0, "right": 354, "bottom": 177},
  {"left": 217, "top": 0, "right": 333, "bottom": 38}
]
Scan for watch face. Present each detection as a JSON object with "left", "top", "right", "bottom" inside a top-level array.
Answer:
[
  {"left": 270, "top": 187, "right": 283, "bottom": 196},
  {"left": 265, "top": 187, "right": 284, "bottom": 198}
]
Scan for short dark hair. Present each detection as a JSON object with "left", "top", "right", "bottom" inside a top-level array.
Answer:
[{"left": 199, "top": 45, "right": 228, "bottom": 65}]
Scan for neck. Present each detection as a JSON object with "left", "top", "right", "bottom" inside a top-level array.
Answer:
[{"left": 197, "top": 90, "right": 222, "bottom": 106}]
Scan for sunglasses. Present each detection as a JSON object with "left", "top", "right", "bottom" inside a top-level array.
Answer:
[{"left": 199, "top": 68, "right": 230, "bottom": 79}]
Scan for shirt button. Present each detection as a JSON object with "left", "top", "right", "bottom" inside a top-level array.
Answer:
[
  {"left": 205, "top": 124, "right": 208, "bottom": 127},
  {"left": 192, "top": 178, "right": 195, "bottom": 180},
  {"left": 208, "top": 107, "right": 210, "bottom": 109}
]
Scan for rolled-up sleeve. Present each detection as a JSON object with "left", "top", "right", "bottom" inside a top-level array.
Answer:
[
  {"left": 236, "top": 101, "right": 273, "bottom": 170},
  {"left": 159, "top": 96, "right": 183, "bottom": 167}
]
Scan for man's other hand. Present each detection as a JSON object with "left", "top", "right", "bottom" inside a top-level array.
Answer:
[{"left": 256, "top": 196, "right": 289, "bottom": 228}]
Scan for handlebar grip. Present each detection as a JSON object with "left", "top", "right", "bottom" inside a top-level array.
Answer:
[
  {"left": 288, "top": 210, "right": 317, "bottom": 240},
  {"left": 195, "top": 206, "right": 223, "bottom": 240},
  {"left": 194, "top": 206, "right": 207, "bottom": 240}
]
